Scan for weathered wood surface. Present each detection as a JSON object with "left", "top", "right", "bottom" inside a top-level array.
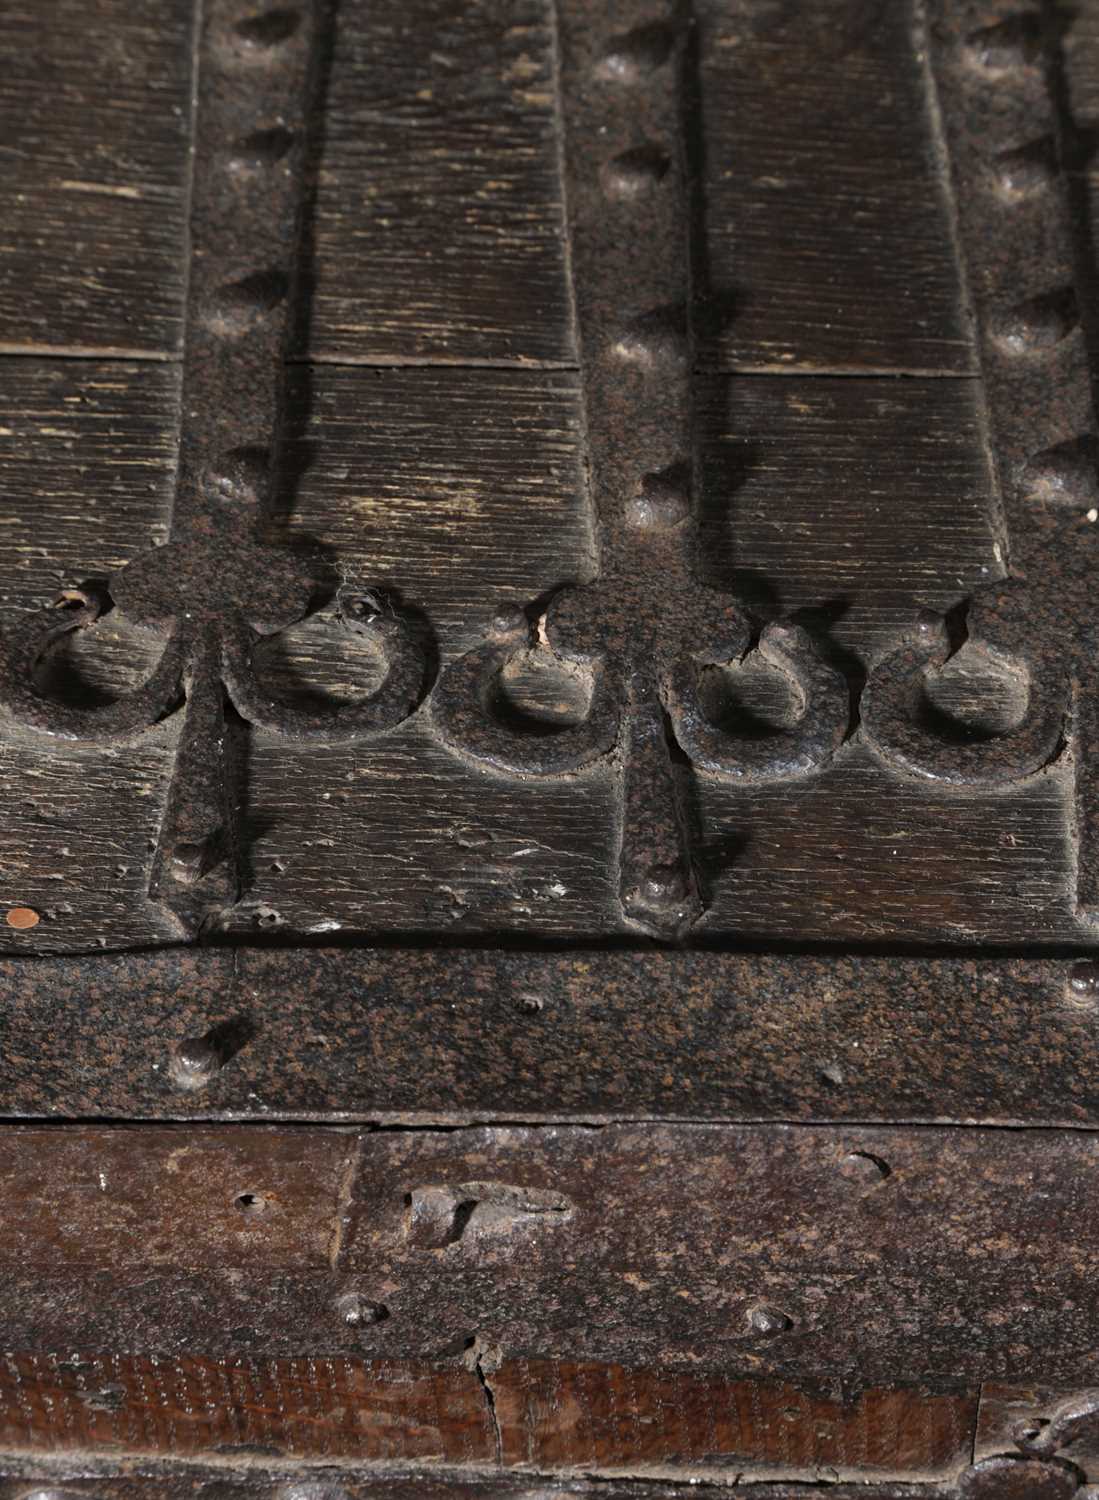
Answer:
[
  {"left": 0, "top": 1126, "right": 354, "bottom": 1267},
  {"left": 0, "top": 1353, "right": 495, "bottom": 1467},
  {"left": 304, "top": 0, "right": 575, "bottom": 366},
  {"left": 0, "top": 360, "right": 184, "bottom": 951},
  {"left": 2, "top": 0, "right": 1094, "bottom": 953},
  {"left": 0, "top": 0, "right": 193, "bottom": 356},
  {"left": 694, "top": 0, "right": 976, "bottom": 374},
  {"left": 696, "top": 376, "right": 1001, "bottom": 660},
  {"left": 0, "top": 1119, "right": 1095, "bottom": 1385},
  {"left": 0, "top": 358, "right": 1083, "bottom": 949},
  {"left": 0, "top": 1351, "right": 975, "bottom": 1477}
]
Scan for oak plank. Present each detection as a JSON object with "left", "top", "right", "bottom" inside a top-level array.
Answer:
[
  {"left": 222, "top": 362, "right": 607, "bottom": 941},
  {"left": 700, "top": 745, "right": 1076, "bottom": 944},
  {"left": 0, "top": 359, "right": 180, "bottom": 953},
  {"left": 0, "top": 0, "right": 193, "bottom": 356},
  {"left": 697, "top": 374, "right": 1002, "bottom": 663},
  {"left": 305, "top": 0, "right": 575, "bottom": 366},
  {"left": 696, "top": 0, "right": 975, "bottom": 373},
  {"left": 492, "top": 1361, "right": 974, "bottom": 1478},
  {"left": 0, "top": 1350, "right": 974, "bottom": 1477},
  {"left": 0, "top": 1126, "right": 354, "bottom": 1268},
  {"left": 0, "top": 1120, "right": 1093, "bottom": 1383},
  {"left": 0, "top": 1353, "right": 495, "bottom": 1464}
]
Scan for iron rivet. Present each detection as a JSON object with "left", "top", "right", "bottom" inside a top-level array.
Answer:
[
  {"left": 991, "top": 138, "right": 1058, "bottom": 196},
  {"left": 964, "top": 14, "right": 1042, "bottom": 71},
  {"left": 989, "top": 289, "right": 1079, "bottom": 354},
  {"left": 168, "top": 841, "right": 207, "bottom": 884},
  {"left": 170, "top": 1034, "right": 222, "bottom": 1090},
  {"left": 641, "top": 864, "right": 690, "bottom": 906},
  {"left": 596, "top": 22, "right": 676, "bottom": 82},
  {"left": 626, "top": 471, "right": 690, "bottom": 530},
  {"left": 1020, "top": 437, "right": 1099, "bottom": 506},
  {"left": 914, "top": 609, "right": 944, "bottom": 638},
  {"left": 749, "top": 1304, "right": 792, "bottom": 1335},
  {"left": 610, "top": 307, "right": 688, "bottom": 369},
  {"left": 336, "top": 1292, "right": 390, "bottom": 1327},
  {"left": 204, "top": 445, "right": 270, "bottom": 505},
  {"left": 227, "top": 125, "right": 296, "bottom": 172},
  {"left": 206, "top": 269, "right": 290, "bottom": 335},
  {"left": 235, "top": 9, "right": 301, "bottom": 49},
  {"left": 838, "top": 1150, "right": 890, "bottom": 1184},
  {"left": 1068, "top": 961, "right": 1099, "bottom": 998},
  {"left": 489, "top": 604, "right": 528, "bottom": 638},
  {"left": 602, "top": 144, "right": 671, "bottom": 198}
]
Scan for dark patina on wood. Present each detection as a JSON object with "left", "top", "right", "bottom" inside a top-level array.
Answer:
[{"left": 1, "top": 0, "right": 1099, "bottom": 1487}]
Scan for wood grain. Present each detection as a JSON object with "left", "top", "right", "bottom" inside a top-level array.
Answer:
[
  {"left": 0, "top": 0, "right": 193, "bottom": 356},
  {"left": 223, "top": 363, "right": 605, "bottom": 941},
  {"left": 699, "top": 744, "right": 1076, "bottom": 945},
  {"left": 4, "top": 1119, "right": 1093, "bottom": 1388},
  {"left": 491, "top": 1361, "right": 975, "bottom": 1478},
  {"left": 0, "top": 1352, "right": 495, "bottom": 1464},
  {"left": 0, "top": 1126, "right": 354, "bottom": 1268},
  {"left": 0, "top": 1351, "right": 975, "bottom": 1478},
  {"left": 0, "top": 359, "right": 180, "bottom": 953},
  {"left": 697, "top": 374, "right": 1002, "bottom": 663},
  {"left": 695, "top": 0, "right": 976, "bottom": 374},
  {"left": 275, "top": 365, "right": 591, "bottom": 657},
  {"left": 304, "top": 0, "right": 575, "bottom": 366},
  {"left": 0, "top": 359, "right": 177, "bottom": 655}
]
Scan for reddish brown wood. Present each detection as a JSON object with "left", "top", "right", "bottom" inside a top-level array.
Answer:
[
  {"left": 490, "top": 1361, "right": 976, "bottom": 1478},
  {"left": 0, "top": 1127, "right": 354, "bottom": 1268},
  {"left": 0, "top": 1353, "right": 494, "bottom": 1464},
  {"left": 0, "top": 1351, "right": 974, "bottom": 1479}
]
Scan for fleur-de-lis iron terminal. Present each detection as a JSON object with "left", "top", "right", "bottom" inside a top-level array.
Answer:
[
  {"left": 863, "top": 0, "right": 1099, "bottom": 918},
  {"left": 431, "top": 0, "right": 847, "bottom": 939},
  {"left": 0, "top": 1, "right": 426, "bottom": 935}
]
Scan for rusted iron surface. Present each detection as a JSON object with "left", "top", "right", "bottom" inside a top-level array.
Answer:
[
  {"left": 6, "top": 947, "right": 1099, "bottom": 1126},
  {"left": 0, "top": 1120, "right": 1096, "bottom": 1383},
  {"left": 0, "top": 1459, "right": 1090, "bottom": 1500}
]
